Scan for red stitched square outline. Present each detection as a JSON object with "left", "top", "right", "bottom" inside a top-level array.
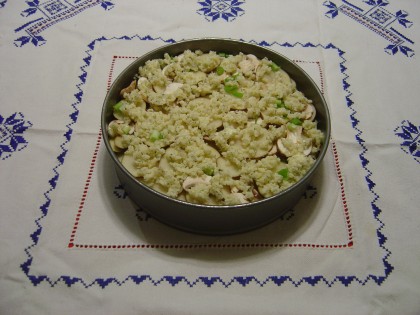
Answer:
[{"left": 68, "top": 55, "right": 353, "bottom": 250}]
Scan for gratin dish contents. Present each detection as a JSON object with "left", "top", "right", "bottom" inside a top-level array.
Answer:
[{"left": 107, "top": 50, "right": 325, "bottom": 206}]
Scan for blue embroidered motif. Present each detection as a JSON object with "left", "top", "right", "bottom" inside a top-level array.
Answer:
[
  {"left": 0, "top": 112, "right": 32, "bottom": 160},
  {"left": 279, "top": 185, "right": 318, "bottom": 220},
  {"left": 394, "top": 120, "right": 420, "bottom": 164},
  {"left": 113, "top": 184, "right": 128, "bottom": 199},
  {"left": 15, "top": 0, "right": 114, "bottom": 47},
  {"left": 136, "top": 208, "right": 151, "bottom": 222},
  {"left": 323, "top": 0, "right": 414, "bottom": 57},
  {"left": 303, "top": 184, "right": 317, "bottom": 199},
  {"left": 0, "top": 0, "right": 7, "bottom": 8},
  {"left": 197, "top": 0, "right": 245, "bottom": 22},
  {"left": 20, "top": 36, "right": 392, "bottom": 289}
]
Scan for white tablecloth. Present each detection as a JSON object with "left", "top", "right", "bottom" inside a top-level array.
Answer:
[{"left": 1, "top": 1, "right": 419, "bottom": 314}]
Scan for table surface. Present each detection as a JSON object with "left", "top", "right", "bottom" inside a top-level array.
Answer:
[{"left": 1, "top": 1, "right": 419, "bottom": 314}]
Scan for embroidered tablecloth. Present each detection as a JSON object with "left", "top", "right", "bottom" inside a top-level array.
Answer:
[{"left": 1, "top": 1, "right": 419, "bottom": 314}]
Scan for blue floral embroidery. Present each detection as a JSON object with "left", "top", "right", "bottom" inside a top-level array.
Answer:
[
  {"left": 136, "top": 208, "right": 151, "bottom": 222},
  {"left": 0, "top": 112, "right": 32, "bottom": 160},
  {"left": 394, "top": 120, "right": 420, "bottom": 163},
  {"left": 15, "top": 0, "right": 114, "bottom": 47},
  {"left": 0, "top": 0, "right": 7, "bottom": 8},
  {"left": 197, "top": 0, "right": 245, "bottom": 22},
  {"left": 303, "top": 184, "right": 317, "bottom": 199},
  {"left": 21, "top": 36, "right": 392, "bottom": 289},
  {"left": 113, "top": 184, "right": 128, "bottom": 199},
  {"left": 323, "top": 0, "right": 414, "bottom": 57},
  {"left": 280, "top": 185, "right": 318, "bottom": 220}
]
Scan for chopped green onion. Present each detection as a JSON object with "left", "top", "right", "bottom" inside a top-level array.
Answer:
[
  {"left": 216, "top": 66, "right": 225, "bottom": 75},
  {"left": 218, "top": 52, "right": 229, "bottom": 58},
  {"left": 113, "top": 101, "right": 124, "bottom": 113},
  {"left": 275, "top": 99, "right": 285, "bottom": 108},
  {"left": 150, "top": 130, "right": 164, "bottom": 142},
  {"left": 224, "top": 85, "right": 243, "bottom": 98},
  {"left": 202, "top": 166, "right": 215, "bottom": 176},
  {"left": 224, "top": 73, "right": 239, "bottom": 83},
  {"left": 224, "top": 85, "right": 237, "bottom": 92},
  {"left": 278, "top": 168, "right": 289, "bottom": 179},
  {"left": 290, "top": 118, "right": 303, "bottom": 125},
  {"left": 232, "top": 90, "right": 244, "bottom": 98},
  {"left": 269, "top": 62, "right": 281, "bottom": 72}
]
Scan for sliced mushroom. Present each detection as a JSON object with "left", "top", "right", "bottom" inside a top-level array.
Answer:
[
  {"left": 232, "top": 192, "right": 248, "bottom": 204},
  {"left": 268, "top": 144, "right": 278, "bottom": 155},
  {"left": 182, "top": 176, "right": 212, "bottom": 191},
  {"left": 205, "top": 144, "right": 221, "bottom": 158},
  {"left": 277, "top": 126, "right": 312, "bottom": 156},
  {"left": 276, "top": 138, "right": 290, "bottom": 157},
  {"left": 247, "top": 54, "right": 260, "bottom": 68},
  {"left": 207, "top": 119, "right": 223, "bottom": 130},
  {"left": 158, "top": 156, "right": 172, "bottom": 172},
  {"left": 252, "top": 188, "right": 261, "bottom": 199},
  {"left": 231, "top": 186, "right": 239, "bottom": 193},
  {"left": 113, "top": 136, "right": 127, "bottom": 149},
  {"left": 302, "top": 104, "right": 316, "bottom": 121},
  {"left": 303, "top": 145, "right": 312, "bottom": 156},
  {"left": 137, "top": 77, "right": 149, "bottom": 89},
  {"left": 120, "top": 80, "right": 136, "bottom": 97},
  {"left": 109, "top": 139, "right": 122, "bottom": 152},
  {"left": 230, "top": 187, "right": 248, "bottom": 204},
  {"left": 121, "top": 154, "right": 138, "bottom": 176},
  {"left": 152, "top": 84, "right": 165, "bottom": 93},
  {"left": 158, "top": 147, "right": 179, "bottom": 172},
  {"left": 239, "top": 60, "right": 254, "bottom": 73},
  {"left": 163, "top": 82, "right": 183, "bottom": 95},
  {"left": 162, "top": 64, "right": 171, "bottom": 77},
  {"left": 217, "top": 157, "right": 241, "bottom": 177},
  {"left": 177, "top": 192, "right": 187, "bottom": 201},
  {"left": 108, "top": 120, "right": 124, "bottom": 137},
  {"left": 276, "top": 127, "right": 301, "bottom": 157},
  {"left": 185, "top": 191, "right": 218, "bottom": 205},
  {"left": 239, "top": 54, "right": 260, "bottom": 73}
]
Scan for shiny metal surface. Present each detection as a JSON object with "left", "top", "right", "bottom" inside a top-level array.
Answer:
[{"left": 101, "top": 38, "right": 331, "bottom": 235}]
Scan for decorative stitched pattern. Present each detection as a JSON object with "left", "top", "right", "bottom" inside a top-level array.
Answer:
[
  {"left": 21, "top": 36, "right": 392, "bottom": 288},
  {"left": 0, "top": 0, "right": 7, "bottom": 8},
  {"left": 323, "top": 0, "right": 414, "bottom": 57},
  {"left": 113, "top": 184, "right": 128, "bottom": 199},
  {"left": 394, "top": 120, "right": 420, "bottom": 164},
  {"left": 14, "top": 0, "right": 114, "bottom": 47},
  {"left": 197, "top": 0, "right": 245, "bottom": 22},
  {"left": 0, "top": 112, "right": 32, "bottom": 160}
]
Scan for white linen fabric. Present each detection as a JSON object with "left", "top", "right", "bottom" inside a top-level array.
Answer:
[{"left": 0, "top": 1, "right": 419, "bottom": 314}]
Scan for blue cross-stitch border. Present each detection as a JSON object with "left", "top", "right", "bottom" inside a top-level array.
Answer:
[
  {"left": 20, "top": 35, "right": 393, "bottom": 288},
  {"left": 14, "top": 0, "right": 114, "bottom": 47},
  {"left": 323, "top": 0, "right": 414, "bottom": 57}
]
